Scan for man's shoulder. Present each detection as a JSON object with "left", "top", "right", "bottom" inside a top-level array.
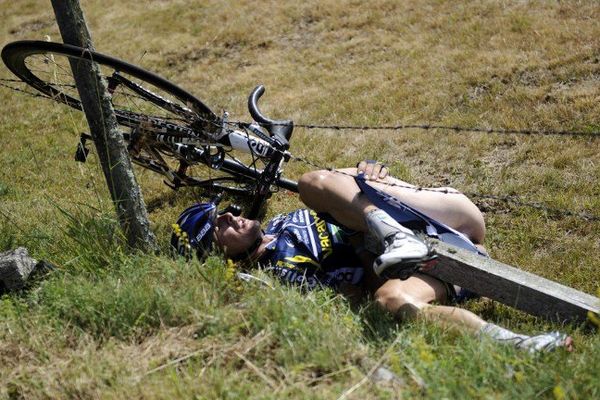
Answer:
[{"left": 266, "top": 209, "right": 311, "bottom": 231}]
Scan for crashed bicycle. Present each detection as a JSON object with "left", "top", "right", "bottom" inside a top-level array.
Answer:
[{"left": 2, "top": 40, "right": 298, "bottom": 218}]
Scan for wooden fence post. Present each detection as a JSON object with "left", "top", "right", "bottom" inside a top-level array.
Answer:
[
  {"left": 428, "top": 239, "right": 600, "bottom": 324},
  {"left": 50, "top": 0, "right": 157, "bottom": 252}
]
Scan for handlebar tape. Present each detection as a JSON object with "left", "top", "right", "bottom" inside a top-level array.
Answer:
[{"left": 248, "top": 85, "right": 293, "bottom": 146}]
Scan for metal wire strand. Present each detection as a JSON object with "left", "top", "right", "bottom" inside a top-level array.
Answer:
[
  {"left": 292, "top": 154, "right": 600, "bottom": 222},
  {"left": 2, "top": 78, "right": 598, "bottom": 221}
]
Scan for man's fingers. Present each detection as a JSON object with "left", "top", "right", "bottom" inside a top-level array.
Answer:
[
  {"left": 356, "top": 160, "right": 374, "bottom": 178},
  {"left": 370, "top": 163, "right": 381, "bottom": 180},
  {"left": 357, "top": 160, "right": 388, "bottom": 181},
  {"left": 379, "top": 165, "right": 388, "bottom": 179},
  {"left": 357, "top": 160, "right": 368, "bottom": 173}
]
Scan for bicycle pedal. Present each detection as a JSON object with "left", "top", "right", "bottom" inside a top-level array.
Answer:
[{"left": 74, "top": 140, "right": 90, "bottom": 163}]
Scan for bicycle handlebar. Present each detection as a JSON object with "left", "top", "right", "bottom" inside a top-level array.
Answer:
[{"left": 248, "top": 85, "right": 293, "bottom": 147}]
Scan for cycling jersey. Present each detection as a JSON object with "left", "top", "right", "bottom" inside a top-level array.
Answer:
[
  {"left": 258, "top": 174, "right": 485, "bottom": 292},
  {"left": 258, "top": 209, "right": 364, "bottom": 290}
]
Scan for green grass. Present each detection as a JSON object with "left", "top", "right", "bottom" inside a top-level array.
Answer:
[{"left": 1, "top": 0, "right": 599, "bottom": 398}]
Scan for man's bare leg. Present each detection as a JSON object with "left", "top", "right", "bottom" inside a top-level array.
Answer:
[
  {"left": 367, "top": 176, "right": 485, "bottom": 244},
  {"left": 339, "top": 167, "right": 486, "bottom": 244},
  {"left": 298, "top": 169, "right": 374, "bottom": 231},
  {"left": 299, "top": 169, "right": 485, "bottom": 244},
  {"left": 301, "top": 169, "right": 572, "bottom": 352},
  {"left": 375, "top": 273, "right": 486, "bottom": 331},
  {"left": 374, "top": 275, "right": 574, "bottom": 352},
  {"left": 298, "top": 169, "right": 435, "bottom": 279}
]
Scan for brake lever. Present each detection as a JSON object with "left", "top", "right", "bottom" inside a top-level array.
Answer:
[{"left": 247, "top": 85, "right": 293, "bottom": 148}]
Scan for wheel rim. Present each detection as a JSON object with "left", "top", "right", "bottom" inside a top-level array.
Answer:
[{"left": 11, "top": 48, "right": 213, "bottom": 129}]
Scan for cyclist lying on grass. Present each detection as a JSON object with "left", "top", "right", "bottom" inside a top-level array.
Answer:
[{"left": 172, "top": 160, "right": 573, "bottom": 353}]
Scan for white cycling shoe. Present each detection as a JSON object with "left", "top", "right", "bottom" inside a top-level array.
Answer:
[
  {"left": 515, "top": 331, "right": 574, "bottom": 353},
  {"left": 373, "top": 231, "right": 437, "bottom": 280}
]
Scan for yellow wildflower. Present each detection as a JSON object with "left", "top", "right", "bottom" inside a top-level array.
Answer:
[
  {"left": 588, "top": 311, "right": 600, "bottom": 328},
  {"left": 224, "top": 259, "right": 236, "bottom": 282},
  {"left": 553, "top": 385, "right": 566, "bottom": 400},
  {"left": 514, "top": 371, "right": 524, "bottom": 384}
]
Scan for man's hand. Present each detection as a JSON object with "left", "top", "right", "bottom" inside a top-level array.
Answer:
[{"left": 357, "top": 160, "right": 388, "bottom": 181}]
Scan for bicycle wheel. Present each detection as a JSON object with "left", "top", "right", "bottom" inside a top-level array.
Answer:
[
  {"left": 2, "top": 40, "right": 217, "bottom": 131},
  {"left": 2, "top": 40, "right": 261, "bottom": 198}
]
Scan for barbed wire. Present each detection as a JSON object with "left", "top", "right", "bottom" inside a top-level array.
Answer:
[
  {"left": 292, "top": 154, "right": 600, "bottom": 222},
  {"left": 3, "top": 77, "right": 599, "bottom": 139},
  {"left": 292, "top": 122, "right": 600, "bottom": 139},
  {"left": 2, "top": 77, "right": 598, "bottom": 221},
  {"left": 221, "top": 118, "right": 600, "bottom": 139},
  {"left": 0, "top": 78, "right": 192, "bottom": 124},
  {"left": 460, "top": 192, "right": 599, "bottom": 221},
  {"left": 0, "top": 79, "right": 48, "bottom": 98}
]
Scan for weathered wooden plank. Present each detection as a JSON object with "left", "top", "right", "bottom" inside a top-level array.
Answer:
[{"left": 427, "top": 239, "right": 600, "bottom": 324}]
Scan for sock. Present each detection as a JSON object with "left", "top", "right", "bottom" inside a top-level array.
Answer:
[
  {"left": 365, "top": 209, "right": 414, "bottom": 243},
  {"left": 479, "top": 323, "right": 529, "bottom": 345}
]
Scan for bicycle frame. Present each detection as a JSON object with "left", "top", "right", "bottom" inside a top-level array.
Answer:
[
  {"left": 2, "top": 39, "right": 298, "bottom": 218},
  {"left": 134, "top": 84, "right": 297, "bottom": 219},
  {"left": 80, "top": 124, "right": 298, "bottom": 193}
]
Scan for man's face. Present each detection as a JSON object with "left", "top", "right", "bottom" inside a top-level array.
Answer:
[{"left": 213, "top": 212, "right": 262, "bottom": 258}]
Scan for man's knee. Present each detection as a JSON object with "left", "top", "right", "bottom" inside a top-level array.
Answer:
[
  {"left": 298, "top": 168, "right": 358, "bottom": 192},
  {"left": 459, "top": 201, "right": 486, "bottom": 244},
  {"left": 439, "top": 187, "right": 486, "bottom": 244},
  {"left": 298, "top": 170, "right": 332, "bottom": 208},
  {"left": 374, "top": 284, "right": 422, "bottom": 320},
  {"left": 299, "top": 169, "right": 348, "bottom": 201},
  {"left": 298, "top": 170, "right": 329, "bottom": 192}
]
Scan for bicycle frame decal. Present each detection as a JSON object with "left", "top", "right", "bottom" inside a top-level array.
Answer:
[{"left": 227, "top": 130, "right": 274, "bottom": 158}]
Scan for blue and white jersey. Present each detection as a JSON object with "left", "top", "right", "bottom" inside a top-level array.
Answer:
[
  {"left": 258, "top": 209, "right": 364, "bottom": 290},
  {"left": 257, "top": 175, "right": 485, "bottom": 292}
]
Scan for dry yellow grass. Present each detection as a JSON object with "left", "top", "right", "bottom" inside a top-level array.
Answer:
[{"left": 0, "top": 1, "right": 599, "bottom": 398}]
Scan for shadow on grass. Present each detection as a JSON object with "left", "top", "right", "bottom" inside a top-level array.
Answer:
[{"left": 352, "top": 297, "right": 401, "bottom": 344}]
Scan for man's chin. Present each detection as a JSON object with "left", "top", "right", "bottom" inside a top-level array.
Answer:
[{"left": 249, "top": 220, "right": 262, "bottom": 234}]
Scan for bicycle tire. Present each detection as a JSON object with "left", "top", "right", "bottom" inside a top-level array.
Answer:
[
  {"left": 2, "top": 40, "right": 293, "bottom": 199},
  {"left": 2, "top": 40, "right": 216, "bottom": 130}
]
